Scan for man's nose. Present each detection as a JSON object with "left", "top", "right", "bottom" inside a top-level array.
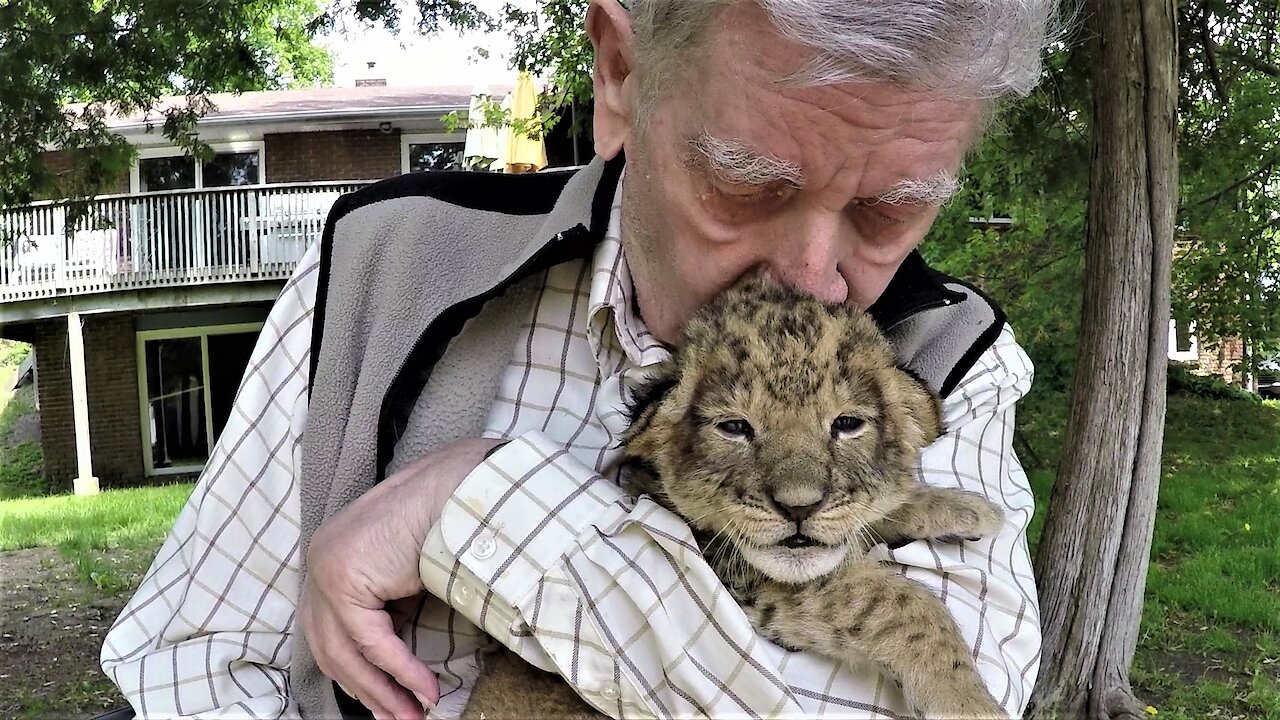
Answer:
[{"left": 767, "top": 217, "right": 849, "bottom": 304}]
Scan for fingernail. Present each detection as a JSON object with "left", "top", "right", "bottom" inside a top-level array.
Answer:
[{"left": 414, "top": 691, "right": 434, "bottom": 715}]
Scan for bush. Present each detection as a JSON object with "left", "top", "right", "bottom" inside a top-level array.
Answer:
[
  {"left": 1167, "top": 362, "right": 1261, "bottom": 403},
  {"left": 0, "top": 339, "right": 31, "bottom": 368},
  {"left": 0, "top": 443, "right": 45, "bottom": 500}
]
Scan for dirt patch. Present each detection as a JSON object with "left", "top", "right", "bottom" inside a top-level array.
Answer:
[
  {"left": 1134, "top": 623, "right": 1277, "bottom": 719},
  {"left": 0, "top": 547, "right": 129, "bottom": 719}
]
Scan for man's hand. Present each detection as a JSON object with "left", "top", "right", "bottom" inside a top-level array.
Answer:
[{"left": 300, "top": 437, "right": 506, "bottom": 720}]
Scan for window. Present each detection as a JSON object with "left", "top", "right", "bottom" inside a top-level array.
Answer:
[
  {"left": 401, "top": 133, "right": 466, "bottom": 174},
  {"left": 203, "top": 151, "right": 260, "bottom": 187},
  {"left": 137, "top": 324, "right": 262, "bottom": 475},
  {"left": 131, "top": 142, "right": 265, "bottom": 193},
  {"left": 139, "top": 156, "right": 197, "bottom": 192},
  {"left": 1169, "top": 318, "right": 1199, "bottom": 362},
  {"left": 1175, "top": 318, "right": 1194, "bottom": 353},
  {"left": 408, "top": 143, "right": 465, "bottom": 172}
]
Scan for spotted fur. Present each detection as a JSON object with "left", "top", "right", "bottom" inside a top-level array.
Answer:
[{"left": 621, "top": 274, "right": 1007, "bottom": 719}]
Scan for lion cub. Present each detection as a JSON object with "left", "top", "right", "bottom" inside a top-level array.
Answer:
[{"left": 621, "top": 275, "right": 1007, "bottom": 719}]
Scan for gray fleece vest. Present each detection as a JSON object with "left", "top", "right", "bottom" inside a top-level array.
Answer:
[{"left": 293, "top": 155, "right": 1006, "bottom": 719}]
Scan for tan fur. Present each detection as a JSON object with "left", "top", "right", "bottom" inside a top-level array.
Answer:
[
  {"left": 460, "top": 648, "right": 604, "bottom": 719},
  {"left": 460, "top": 275, "right": 1006, "bottom": 719}
]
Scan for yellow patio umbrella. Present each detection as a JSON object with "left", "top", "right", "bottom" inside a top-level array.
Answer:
[{"left": 503, "top": 70, "right": 547, "bottom": 173}]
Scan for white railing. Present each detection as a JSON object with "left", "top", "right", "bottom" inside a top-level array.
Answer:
[{"left": 0, "top": 181, "right": 370, "bottom": 303}]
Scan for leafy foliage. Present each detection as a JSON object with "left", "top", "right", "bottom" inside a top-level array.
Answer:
[
  {"left": 1167, "top": 361, "right": 1263, "bottom": 402},
  {"left": 930, "top": 2, "right": 1280, "bottom": 390},
  {"left": 1174, "top": 0, "right": 1280, "bottom": 376},
  {"left": 924, "top": 42, "right": 1092, "bottom": 391},
  {"left": 0, "top": 0, "right": 334, "bottom": 210}
]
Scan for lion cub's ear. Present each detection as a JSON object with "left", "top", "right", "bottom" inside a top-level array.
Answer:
[
  {"left": 878, "top": 368, "right": 945, "bottom": 453},
  {"left": 621, "top": 361, "right": 681, "bottom": 456}
]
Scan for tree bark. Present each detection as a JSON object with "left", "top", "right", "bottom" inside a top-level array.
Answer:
[{"left": 1027, "top": 2, "right": 1178, "bottom": 719}]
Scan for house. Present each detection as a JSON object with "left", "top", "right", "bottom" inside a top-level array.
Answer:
[
  {"left": 0, "top": 84, "right": 551, "bottom": 494},
  {"left": 1167, "top": 317, "right": 1248, "bottom": 383}
]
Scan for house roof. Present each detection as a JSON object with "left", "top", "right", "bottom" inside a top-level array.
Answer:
[{"left": 85, "top": 84, "right": 514, "bottom": 133}]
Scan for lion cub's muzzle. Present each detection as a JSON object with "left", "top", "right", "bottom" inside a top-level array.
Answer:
[{"left": 760, "top": 454, "right": 842, "bottom": 550}]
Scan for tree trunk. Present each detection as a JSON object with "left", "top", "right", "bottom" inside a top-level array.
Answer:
[{"left": 1027, "top": 2, "right": 1178, "bottom": 719}]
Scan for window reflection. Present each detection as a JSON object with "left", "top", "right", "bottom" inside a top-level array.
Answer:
[{"left": 408, "top": 142, "right": 465, "bottom": 172}]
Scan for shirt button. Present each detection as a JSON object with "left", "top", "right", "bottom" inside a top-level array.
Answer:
[
  {"left": 600, "top": 684, "right": 620, "bottom": 701},
  {"left": 471, "top": 532, "right": 497, "bottom": 560}
]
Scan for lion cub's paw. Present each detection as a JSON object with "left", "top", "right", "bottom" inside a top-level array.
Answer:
[
  {"left": 931, "top": 691, "right": 1008, "bottom": 719},
  {"left": 934, "top": 490, "right": 1005, "bottom": 543}
]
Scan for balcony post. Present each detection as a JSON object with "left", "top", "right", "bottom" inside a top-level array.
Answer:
[{"left": 68, "top": 312, "right": 100, "bottom": 496}]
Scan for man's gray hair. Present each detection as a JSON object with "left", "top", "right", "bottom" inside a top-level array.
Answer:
[{"left": 628, "top": 0, "right": 1066, "bottom": 119}]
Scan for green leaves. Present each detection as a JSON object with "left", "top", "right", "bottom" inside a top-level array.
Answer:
[
  {"left": 928, "top": 2, "right": 1280, "bottom": 389},
  {"left": 0, "top": 0, "right": 334, "bottom": 210},
  {"left": 1173, "top": 0, "right": 1280, "bottom": 374}
]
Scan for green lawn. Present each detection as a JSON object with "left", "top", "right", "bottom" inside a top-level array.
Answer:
[
  {"left": 0, "top": 483, "right": 194, "bottom": 592},
  {"left": 0, "top": 359, "right": 44, "bottom": 501},
  {"left": 1017, "top": 388, "right": 1280, "bottom": 720}
]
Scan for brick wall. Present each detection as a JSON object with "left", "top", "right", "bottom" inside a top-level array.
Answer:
[
  {"left": 264, "top": 129, "right": 402, "bottom": 183},
  {"left": 36, "top": 150, "right": 130, "bottom": 200},
  {"left": 33, "top": 321, "right": 74, "bottom": 490},
  {"left": 1197, "top": 337, "right": 1245, "bottom": 383},
  {"left": 34, "top": 314, "right": 144, "bottom": 491}
]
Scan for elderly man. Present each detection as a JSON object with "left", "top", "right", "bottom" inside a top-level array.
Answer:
[{"left": 101, "top": 0, "right": 1055, "bottom": 718}]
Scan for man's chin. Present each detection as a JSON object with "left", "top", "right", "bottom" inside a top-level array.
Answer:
[{"left": 738, "top": 542, "right": 850, "bottom": 584}]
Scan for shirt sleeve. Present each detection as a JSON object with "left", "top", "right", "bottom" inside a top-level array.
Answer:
[
  {"left": 418, "top": 325, "right": 1041, "bottom": 719},
  {"left": 878, "top": 325, "right": 1042, "bottom": 714},
  {"left": 99, "top": 244, "right": 320, "bottom": 719}
]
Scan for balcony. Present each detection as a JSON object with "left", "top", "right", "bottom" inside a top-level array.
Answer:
[{"left": 0, "top": 181, "right": 369, "bottom": 304}]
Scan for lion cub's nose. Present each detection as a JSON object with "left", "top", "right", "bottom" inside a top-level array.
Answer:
[
  {"left": 773, "top": 497, "right": 824, "bottom": 522},
  {"left": 768, "top": 487, "right": 829, "bottom": 522}
]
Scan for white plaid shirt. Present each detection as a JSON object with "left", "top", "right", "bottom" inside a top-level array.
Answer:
[{"left": 102, "top": 180, "right": 1041, "bottom": 719}]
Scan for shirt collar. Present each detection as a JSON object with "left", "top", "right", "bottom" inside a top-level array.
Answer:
[{"left": 586, "top": 170, "right": 671, "bottom": 370}]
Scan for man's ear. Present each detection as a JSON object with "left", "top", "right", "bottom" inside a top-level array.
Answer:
[
  {"left": 879, "top": 368, "right": 944, "bottom": 453},
  {"left": 586, "top": 0, "right": 635, "bottom": 159}
]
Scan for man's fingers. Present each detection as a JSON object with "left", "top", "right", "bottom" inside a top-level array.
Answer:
[
  {"left": 321, "top": 625, "right": 425, "bottom": 720},
  {"left": 346, "top": 605, "right": 442, "bottom": 707}
]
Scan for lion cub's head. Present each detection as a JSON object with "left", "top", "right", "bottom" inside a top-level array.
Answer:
[{"left": 624, "top": 275, "right": 942, "bottom": 584}]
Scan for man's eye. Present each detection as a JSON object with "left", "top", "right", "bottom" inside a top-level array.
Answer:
[
  {"left": 697, "top": 182, "right": 795, "bottom": 225},
  {"left": 855, "top": 201, "right": 915, "bottom": 227},
  {"left": 716, "top": 184, "right": 762, "bottom": 202},
  {"left": 709, "top": 180, "right": 795, "bottom": 206}
]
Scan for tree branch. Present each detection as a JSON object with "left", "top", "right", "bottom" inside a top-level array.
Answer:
[
  {"left": 1198, "top": 5, "right": 1230, "bottom": 105},
  {"left": 1218, "top": 47, "right": 1280, "bottom": 77},
  {"left": 1186, "top": 151, "right": 1280, "bottom": 209}
]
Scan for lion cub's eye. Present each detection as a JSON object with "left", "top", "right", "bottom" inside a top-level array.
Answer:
[
  {"left": 716, "top": 419, "right": 755, "bottom": 441},
  {"left": 831, "top": 416, "right": 867, "bottom": 439}
]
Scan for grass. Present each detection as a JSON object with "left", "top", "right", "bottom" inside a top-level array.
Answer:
[
  {"left": 0, "top": 343, "right": 45, "bottom": 500},
  {"left": 0, "top": 483, "right": 194, "bottom": 591},
  {"left": 1017, "top": 388, "right": 1280, "bottom": 720}
]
